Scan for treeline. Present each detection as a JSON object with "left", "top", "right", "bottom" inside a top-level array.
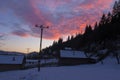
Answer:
[{"left": 42, "top": 0, "right": 120, "bottom": 58}]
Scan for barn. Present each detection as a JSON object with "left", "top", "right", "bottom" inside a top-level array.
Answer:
[
  {"left": 0, "top": 54, "right": 25, "bottom": 71},
  {"left": 59, "top": 50, "right": 96, "bottom": 66}
]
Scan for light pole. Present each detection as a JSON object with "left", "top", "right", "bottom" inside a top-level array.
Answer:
[{"left": 35, "top": 25, "right": 49, "bottom": 72}]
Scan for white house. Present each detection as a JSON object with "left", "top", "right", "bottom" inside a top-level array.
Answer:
[
  {"left": 0, "top": 54, "right": 25, "bottom": 71},
  {"left": 59, "top": 50, "right": 96, "bottom": 65}
]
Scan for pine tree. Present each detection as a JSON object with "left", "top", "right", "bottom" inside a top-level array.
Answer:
[
  {"left": 58, "top": 38, "right": 63, "bottom": 44},
  {"left": 99, "top": 14, "right": 107, "bottom": 25},
  {"left": 112, "top": 0, "right": 120, "bottom": 17},
  {"left": 112, "top": 1, "right": 118, "bottom": 16},
  {"left": 52, "top": 40, "right": 57, "bottom": 46},
  {"left": 67, "top": 36, "right": 70, "bottom": 41},
  {"left": 94, "top": 22, "right": 98, "bottom": 30},
  {"left": 106, "top": 12, "right": 112, "bottom": 23},
  {"left": 84, "top": 25, "right": 92, "bottom": 35}
]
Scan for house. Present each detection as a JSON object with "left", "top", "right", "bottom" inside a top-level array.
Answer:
[
  {"left": 0, "top": 54, "right": 25, "bottom": 71},
  {"left": 59, "top": 49, "right": 96, "bottom": 66}
]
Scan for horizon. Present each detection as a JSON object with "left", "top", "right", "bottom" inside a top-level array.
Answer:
[{"left": 0, "top": 0, "right": 117, "bottom": 53}]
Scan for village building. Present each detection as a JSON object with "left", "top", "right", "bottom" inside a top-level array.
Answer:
[
  {"left": 59, "top": 49, "right": 96, "bottom": 66},
  {"left": 0, "top": 54, "right": 25, "bottom": 71}
]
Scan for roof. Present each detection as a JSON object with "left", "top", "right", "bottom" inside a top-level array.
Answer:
[
  {"left": 0, "top": 55, "right": 24, "bottom": 64},
  {"left": 60, "top": 50, "right": 86, "bottom": 58}
]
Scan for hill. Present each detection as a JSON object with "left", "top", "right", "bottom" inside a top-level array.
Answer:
[{"left": 0, "top": 50, "right": 25, "bottom": 55}]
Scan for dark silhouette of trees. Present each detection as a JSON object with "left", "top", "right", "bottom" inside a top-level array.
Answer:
[
  {"left": 99, "top": 14, "right": 107, "bottom": 25},
  {"left": 84, "top": 25, "right": 93, "bottom": 35}
]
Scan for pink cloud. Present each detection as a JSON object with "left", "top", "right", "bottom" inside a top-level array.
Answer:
[
  {"left": 28, "top": 0, "right": 115, "bottom": 39},
  {"left": 0, "top": 0, "right": 116, "bottom": 40}
]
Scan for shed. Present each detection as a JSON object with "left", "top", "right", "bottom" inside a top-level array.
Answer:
[
  {"left": 0, "top": 54, "right": 25, "bottom": 71},
  {"left": 59, "top": 50, "right": 96, "bottom": 66}
]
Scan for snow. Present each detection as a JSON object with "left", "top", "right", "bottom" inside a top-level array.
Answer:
[
  {"left": 0, "top": 57, "right": 120, "bottom": 80},
  {"left": 60, "top": 50, "right": 86, "bottom": 58},
  {"left": 0, "top": 55, "right": 24, "bottom": 64}
]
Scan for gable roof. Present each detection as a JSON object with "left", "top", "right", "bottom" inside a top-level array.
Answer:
[
  {"left": 0, "top": 54, "right": 25, "bottom": 64},
  {"left": 60, "top": 50, "right": 86, "bottom": 58}
]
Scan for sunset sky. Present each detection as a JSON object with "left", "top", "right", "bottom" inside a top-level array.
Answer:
[{"left": 0, "top": 0, "right": 116, "bottom": 53}]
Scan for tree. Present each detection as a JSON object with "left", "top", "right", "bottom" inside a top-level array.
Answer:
[
  {"left": 52, "top": 40, "right": 57, "bottom": 46},
  {"left": 99, "top": 14, "right": 107, "bottom": 25},
  {"left": 112, "top": 1, "right": 118, "bottom": 16},
  {"left": 84, "top": 25, "right": 92, "bottom": 35},
  {"left": 112, "top": 0, "right": 120, "bottom": 18},
  {"left": 58, "top": 38, "right": 63, "bottom": 44},
  {"left": 106, "top": 12, "right": 112, "bottom": 23},
  {"left": 67, "top": 36, "right": 70, "bottom": 41},
  {"left": 94, "top": 22, "right": 98, "bottom": 30}
]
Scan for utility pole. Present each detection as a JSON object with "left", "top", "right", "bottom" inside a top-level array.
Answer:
[{"left": 35, "top": 25, "right": 49, "bottom": 72}]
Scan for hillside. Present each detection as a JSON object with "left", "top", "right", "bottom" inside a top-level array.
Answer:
[{"left": 0, "top": 50, "right": 25, "bottom": 55}]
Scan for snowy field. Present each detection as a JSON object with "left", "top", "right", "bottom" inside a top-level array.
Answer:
[{"left": 0, "top": 57, "right": 120, "bottom": 80}]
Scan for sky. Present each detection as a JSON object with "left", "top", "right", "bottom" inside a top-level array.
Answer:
[{"left": 0, "top": 0, "right": 117, "bottom": 53}]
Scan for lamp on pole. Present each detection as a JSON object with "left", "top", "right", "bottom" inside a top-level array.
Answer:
[{"left": 35, "top": 25, "right": 49, "bottom": 72}]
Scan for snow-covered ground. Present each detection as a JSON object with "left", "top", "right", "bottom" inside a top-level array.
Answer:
[{"left": 0, "top": 57, "right": 120, "bottom": 80}]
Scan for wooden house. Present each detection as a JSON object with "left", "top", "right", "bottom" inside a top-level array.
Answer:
[
  {"left": 0, "top": 54, "right": 25, "bottom": 71},
  {"left": 59, "top": 49, "right": 96, "bottom": 66}
]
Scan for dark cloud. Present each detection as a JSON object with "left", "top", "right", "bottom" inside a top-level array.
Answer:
[{"left": 12, "top": 30, "right": 30, "bottom": 38}]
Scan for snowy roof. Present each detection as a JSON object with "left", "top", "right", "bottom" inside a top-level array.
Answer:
[
  {"left": 0, "top": 55, "right": 24, "bottom": 64},
  {"left": 60, "top": 50, "right": 86, "bottom": 58}
]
